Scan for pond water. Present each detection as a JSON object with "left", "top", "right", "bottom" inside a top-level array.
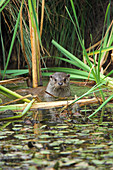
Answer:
[{"left": 0, "top": 82, "right": 113, "bottom": 169}]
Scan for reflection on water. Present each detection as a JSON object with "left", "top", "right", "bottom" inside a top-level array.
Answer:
[{"left": 0, "top": 105, "right": 113, "bottom": 169}]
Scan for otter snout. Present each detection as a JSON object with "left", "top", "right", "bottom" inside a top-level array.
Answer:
[{"left": 58, "top": 82, "right": 63, "bottom": 86}]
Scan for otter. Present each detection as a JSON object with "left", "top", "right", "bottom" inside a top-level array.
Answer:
[
  {"left": 44, "top": 72, "right": 79, "bottom": 116},
  {"left": 44, "top": 72, "right": 71, "bottom": 99},
  {"left": 16, "top": 72, "right": 71, "bottom": 101}
]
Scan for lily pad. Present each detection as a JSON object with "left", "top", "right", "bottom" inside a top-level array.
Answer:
[
  {"left": 49, "top": 140, "right": 64, "bottom": 146},
  {"left": 0, "top": 135, "right": 7, "bottom": 139},
  {"left": 92, "top": 160, "right": 105, "bottom": 165},
  {"left": 14, "top": 134, "right": 27, "bottom": 139},
  {"left": 39, "top": 135, "right": 51, "bottom": 139},
  {"left": 40, "top": 150, "right": 51, "bottom": 154}
]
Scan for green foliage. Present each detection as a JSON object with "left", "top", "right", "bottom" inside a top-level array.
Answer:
[
  {"left": 0, "top": 98, "right": 35, "bottom": 121},
  {"left": 49, "top": 0, "right": 113, "bottom": 118},
  {"left": 0, "top": 85, "right": 30, "bottom": 103},
  {"left": 28, "top": 0, "right": 42, "bottom": 47},
  {"left": 1, "top": 0, "right": 112, "bottom": 72},
  {"left": 0, "top": 0, "right": 10, "bottom": 12},
  {"left": 88, "top": 94, "right": 113, "bottom": 119},
  {"left": 2, "top": 3, "right": 21, "bottom": 79},
  {"left": 0, "top": 0, "right": 32, "bottom": 74},
  {"left": 1, "top": 69, "right": 29, "bottom": 78},
  {"left": 51, "top": 40, "right": 113, "bottom": 85}
]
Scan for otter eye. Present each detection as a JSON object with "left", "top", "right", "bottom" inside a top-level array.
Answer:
[
  {"left": 54, "top": 78, "right": 57, "bottom": 82},
  {"left": 64, "top": 78, "right": 66, "bottom": 82}
]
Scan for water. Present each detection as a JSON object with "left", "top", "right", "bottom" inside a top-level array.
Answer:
[{"left": 0, "top": 81, "right": 113, "bottom": 169}]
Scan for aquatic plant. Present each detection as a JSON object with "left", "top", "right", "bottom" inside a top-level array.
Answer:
[{"left": 46, "top": 0, "right": 113, "bottom": 118}]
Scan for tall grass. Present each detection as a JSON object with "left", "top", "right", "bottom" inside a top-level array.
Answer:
[
  {"left": 0, "top": 0, "right": 32, "bottom": 74},
  {"left": 27, "top": 0, "right": 44, "bottom": 87},
  {"left": 1, "top": 1, "right": 112, "bottom": 73},
  {"left": 0, "top": 0, "right": 44, "bottom": 87},
  {"left": 49, "top": 1, "right": 113, "bottom": 86}
]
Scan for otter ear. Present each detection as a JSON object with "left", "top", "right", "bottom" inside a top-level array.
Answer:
[
  {"left": 67, "top": 74, "right": 70, "bottom": 78},
  {"left": 49, "top": 75, "right": 53, "bottom": 79}
]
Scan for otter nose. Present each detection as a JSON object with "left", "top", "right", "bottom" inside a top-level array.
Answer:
[{"left": 58, "top": 82, "right": 63, "bottom": 86}]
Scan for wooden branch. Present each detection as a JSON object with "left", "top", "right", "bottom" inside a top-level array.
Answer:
[
  {"left": 31, "top": 97, "right": 103, "bottom": 109},
  {"left": 1, "top": 96, "right": 113, "bottom": 113},
  {"left": 0, "top": 77, "right": 28, "bottom": 85},
  {"left": 70, "top": 80, "right": 96, "bottom": 86},
  {"left": 0, "top": 97, "right": 103, "bottom": 112}
]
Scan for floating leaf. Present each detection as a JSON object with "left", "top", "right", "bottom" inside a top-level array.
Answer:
[
  {"left": 60, "top": 160, "right": 77, "bottom": 166},
  {"left": 0, "top": 135, "right": 7, "bottom": 139},
  {"left": 88, "top": 144, "right": 106, "bottom": 149},
  {"left": 39, "top": 135, "right": 51, "bottom": 139},
  {"left": 54, "top": 125, "right": 69, "bottom": 129},
  {"left": 40, "top": 150, "right": 50, "bottom": 154},
  {"left": 92, "top": 160, "right": 105, "bottom": 165},
  {"left": 49, "top": 140, "right": 64, "bottom": 146},
  {"left": 60, "top": 151, "right": 72, "bottom": 155},
  {"left": 14, "top": 134, "right": 27, "bottom": 140},
  {"left": 101, "top": 152, "right": 113, "bottom": 158}
]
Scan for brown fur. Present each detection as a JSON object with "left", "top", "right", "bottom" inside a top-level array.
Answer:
[{"left": 45, "top": 72, "right": 71, "bottom": 99}]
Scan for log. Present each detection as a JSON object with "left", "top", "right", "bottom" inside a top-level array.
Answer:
[
  {"left": 0, "top": 97, "right": 112, "bottom": 113},
  {"left": 31, "top": 97, "right": 103, "bottom": 109},
  {"left": 0, "top": 77, "right": 28, "bottom": 85}
]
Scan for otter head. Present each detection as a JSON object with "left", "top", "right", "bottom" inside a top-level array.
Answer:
[{"left": 49, "top": 72, "right": 70, "bottom": 89}]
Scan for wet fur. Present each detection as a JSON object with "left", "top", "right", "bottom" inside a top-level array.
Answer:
[{"left": 45, "top": 72, "right": 71, "bottom": 98}]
